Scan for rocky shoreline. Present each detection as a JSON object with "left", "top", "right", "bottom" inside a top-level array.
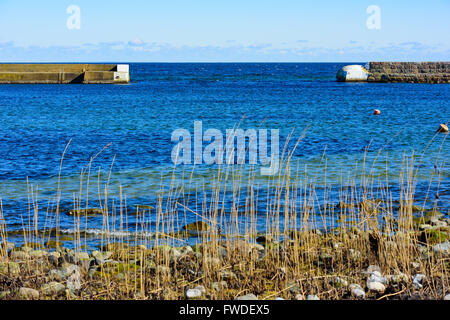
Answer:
[{"left": 1, "top": 214, "right": 449, "bottom": 300}]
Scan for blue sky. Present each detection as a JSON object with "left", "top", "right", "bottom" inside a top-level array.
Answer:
[{"left": 0, "top": 0, "right": 449, "bottom": 62}]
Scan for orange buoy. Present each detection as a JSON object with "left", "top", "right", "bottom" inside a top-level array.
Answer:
[
  {"left": 373, "top": 109, "right": 381, "bottom": 115},
  {"left": 437, "top": 123, "right": 448, "bottom": 133}
]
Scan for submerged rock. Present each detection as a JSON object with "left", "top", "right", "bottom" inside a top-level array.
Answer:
[
  {"left": 45, "top": 240, "right": 64, "bottom": 249},
  {"left": 67, "top": 208, "right": 103, "bottom": 216},
  {"left": 182, "top": 221, "right": 210, "bottom": 232}
]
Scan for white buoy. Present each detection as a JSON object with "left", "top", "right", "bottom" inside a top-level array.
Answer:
[{"left": 336, "top": 65, "right": 369, "bottom": 82}]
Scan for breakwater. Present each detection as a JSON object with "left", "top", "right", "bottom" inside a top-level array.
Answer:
[
  {"left": 0, "top": 64, "right": 129, "bottom": 84},
  {"left": 336, "top": 62, "right": 450, "bottom": 83},
  {"left": 367, "top": 62, "right": 450, "bottom": 83}
]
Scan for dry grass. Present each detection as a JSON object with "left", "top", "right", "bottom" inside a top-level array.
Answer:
[{"left": 0, "top": 130, "right": 448, "bottom": 300}]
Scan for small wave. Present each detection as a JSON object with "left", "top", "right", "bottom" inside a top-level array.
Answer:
[{"left": 59, "top": 228, "right": 156, "bottom": 238}]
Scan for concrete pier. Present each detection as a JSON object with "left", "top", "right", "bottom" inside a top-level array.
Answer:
[{"left": 0, "top": 64, "right": 130, "bottom": 84}]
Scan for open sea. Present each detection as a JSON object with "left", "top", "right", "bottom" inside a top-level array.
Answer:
[{"left": 0, "top": 63, "right": 449, "bottom": 248}]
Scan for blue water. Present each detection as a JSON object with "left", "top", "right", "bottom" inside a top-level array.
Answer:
[{"left": 0, "top": 63, "right": 448, "bottom": 247}]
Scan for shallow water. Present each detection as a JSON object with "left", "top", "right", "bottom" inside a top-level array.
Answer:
[{"left": 0, "top": 63, "right": 448, "bottom": 247}]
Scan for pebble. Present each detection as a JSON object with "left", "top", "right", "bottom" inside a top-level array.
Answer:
[
  {"left": 351, "top": 288, "right": 366, "bottom": 299},
  {"left": 211, "top": 281, "right": 227, "bottom": 292},
  {"left": 348, "top": 249, "right": 362, "bottom": 261},
  {"left": 0, "top": 261, "right": 20, "bottom": 276},
  {"left": 66, "top": 268, "right": 82, "bottom": 292},
  {"left": 29, "top": 250, "right": 48, "bottom": 259},
  {"left": 306, "top": 294, "right": 320, "bottom": 300},
  {"left": 19, "top": 287, "right": 40, "bottom": 300},
  {"left": 333, "top": 242, "right": 344, "bottom": 250},
  {"left": 334, "top": 276, "right": 348, "bottom": 288},
  {"left": 170, "top": 248, "right": 181, "bottom": 260},
  {"left": 91, "top": 250, "right": 112, "bottom": 264},
  {"left": 432, "top": 241, "right": 449, "bottom": 257},
  {"left": 412, "top": 274, "right": 426, "bottom": 289},
  {"left": 349, "top": 283, "right": 363, "bottom": 291},
  {"left": 235, "top": 293, "right": 258, "bottom": 300},
  {"left": 156, "top": 265, "right": 171, "bottom": 276},
  {"left": 205, "top": 257, "right": 221, "bottom": 267},
  {"left": 47, "top": 252, "right": 60, "bottom": 266},
  {"left": 74, "top": 251, "right": 90, "bottom": 262},
  {"left": 181, "top": 245, "right": 193, "bottom": 254},
  {"left": 194, "top": 285, "right": 206, "bottom": 294},
  {"left": 388, "top": 273, "right": 409, "bottom": 284},
  {"left": 41, "top": 281, "right": 65, "bottom": 296},
  {"left": 430, "top": 219, "right": 447, "bottom": 228},
  {"left": 444, "top": 294, "right": 450, "bottom": 300},
  {"left": 367, "top": 281, "right": 385, "bottom": 293},
  {"left": 49, "top": 263, "right": 80, "bottom": 281},
  {"left": 88, "top": 267, "right": 97, "bottom": 278},
  {"left": 219, "top": 270, "right": 237, "bottom": 280},
  {"left": 185, "top": 288, "right": 203, "bottom": 299},
  {"left": 294, "top": 294, "right": 305, "bottom": 300},
  {"left": 287, "top": 281, "right": 300, "bottom": 294},
  {"left": 10, "top": 250, "right": 30, "bottom": 260},
  {"left": 367, "top": 272, "right": 389, "bottom": 285},
  {"left": 366, "top": 265, "right": 381, "bottom": 274},
  {"left": 419, "top": 224, "right": 433, "bottom": 231}
]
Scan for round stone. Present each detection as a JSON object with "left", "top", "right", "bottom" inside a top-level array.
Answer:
[{"left": 367, "top": 281, "right": 385, "bottom": 293}]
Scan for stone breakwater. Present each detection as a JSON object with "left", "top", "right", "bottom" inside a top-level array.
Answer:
[{"left": 367, "top": 62, "right": 450, "bottom": 84}]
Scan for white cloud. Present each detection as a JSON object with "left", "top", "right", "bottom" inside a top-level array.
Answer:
[{"left": 0, "top": 40, "right": 449, "bottom": 62}]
